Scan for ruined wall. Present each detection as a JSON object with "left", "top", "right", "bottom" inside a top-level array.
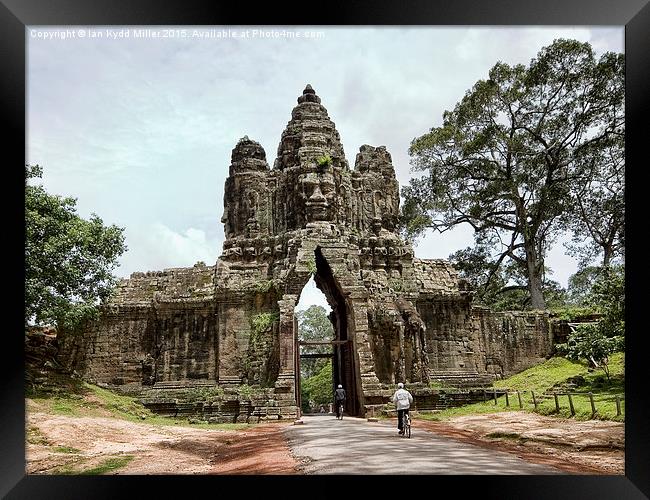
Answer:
[
  {"left": 471, "top": 308, "right": 553, "bottom": 377},
  {"left": 58, "top": 263, "right": 217, "bottom": 387}
]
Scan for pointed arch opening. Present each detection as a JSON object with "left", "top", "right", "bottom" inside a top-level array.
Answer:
[{"left": 293, "top": 246, "right": 360, "bottom": 417}]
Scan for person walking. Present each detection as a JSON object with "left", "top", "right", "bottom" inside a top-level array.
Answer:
[
  {"left": 334, "top": 384, "right": 346, "bottom": 419},
  {"left": 392, "top": 382, "right": 413, "bottom": 435}
]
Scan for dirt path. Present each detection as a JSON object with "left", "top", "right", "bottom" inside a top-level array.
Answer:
[
  {"left": 412, "top": 412, "right": 624, "bottom": 475},
  {"left": 26, "top": 408, "right": 623, "bottom": 475},
  {"left": 27, "top": 411, "right": 299, "bottom": 475}
]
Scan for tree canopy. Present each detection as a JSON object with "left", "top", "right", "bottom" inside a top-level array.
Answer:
[
  {"left": 402, "top": 39, "right": 624, "bottom": 309},
  {"left": 25, "top": 165, "right": 127, "bottom": 331},
  {"left": 297, "top": 305, "right": 334, "bottom": 379}
]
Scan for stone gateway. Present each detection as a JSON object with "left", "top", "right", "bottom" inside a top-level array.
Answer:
[{"left": 58, "top": 86, "right": 553, "bottom": 421}]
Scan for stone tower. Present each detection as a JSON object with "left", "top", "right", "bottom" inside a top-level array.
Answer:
[{"left": 57, "top": 86, "right": 553, "bottom": 421}]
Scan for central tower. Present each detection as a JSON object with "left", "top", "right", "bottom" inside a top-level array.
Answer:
[{"left": 216, "top": 85, "right": 426, "bottom": 417}]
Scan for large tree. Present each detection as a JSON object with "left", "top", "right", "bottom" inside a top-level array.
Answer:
[
  {"left": 25, "top": 165, "right": 127, "bottom": 330},
  {"left": 563, "top": 133, "right": 624, "bottom": 268},
  {"left": 402, "top": 39, "right": 624, "bottom": 309}
]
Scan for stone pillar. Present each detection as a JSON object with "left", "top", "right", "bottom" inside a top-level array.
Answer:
[{"left": 274, "top": 294, "right": 299, "bottom": 418}]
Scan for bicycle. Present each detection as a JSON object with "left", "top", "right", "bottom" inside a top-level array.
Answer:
[
  {"left": 401, "top": 411, "right": 411, "bottom": 438},
  {"left": 337, "top": 402, "right": 344, "bottom": 420}
]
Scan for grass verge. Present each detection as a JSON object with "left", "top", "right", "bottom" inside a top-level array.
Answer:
[{"left": 417, "top": 353, "right": 624, "bottom": 422}]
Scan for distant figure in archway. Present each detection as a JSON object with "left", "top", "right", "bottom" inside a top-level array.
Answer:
[{"left": 334, "top": 384, "right": 346, "bottom": 418}]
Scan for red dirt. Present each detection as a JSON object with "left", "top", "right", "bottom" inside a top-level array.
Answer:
[{"left": 412, "top": 412, "right": 624, "bottom": 475}]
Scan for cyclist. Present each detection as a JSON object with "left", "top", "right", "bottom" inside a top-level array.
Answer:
[
  {"left": 334, "top": 384, "right": 346, "bottom": 418},
  {"left": 392, "top": 382, "right": 413, "bottom": 435}
]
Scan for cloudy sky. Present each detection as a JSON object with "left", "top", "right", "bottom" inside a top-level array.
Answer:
[{"left": 27, "top": 26, "right": 623, "bottom": 311}]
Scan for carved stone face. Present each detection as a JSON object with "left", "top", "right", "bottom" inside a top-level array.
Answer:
[{"left": 299, "top": 171, "right": 336, "bottom": 222}]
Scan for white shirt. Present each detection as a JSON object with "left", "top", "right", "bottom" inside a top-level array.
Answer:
[{"left": 392, "top": 388, "right": 413, "bottom": 410}]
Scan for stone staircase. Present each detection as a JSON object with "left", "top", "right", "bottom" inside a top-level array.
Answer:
[
  {"left": 428, "top": 370, "right": 495, "bottom": 388},
  {"left": 151, "top": 380, "right": 218, "bottom": 390}
]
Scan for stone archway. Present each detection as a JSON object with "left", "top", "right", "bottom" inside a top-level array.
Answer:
[
  {"left": 312, "top": 246, "right": 360, "bottom": 416},
  {"left": 285, "top": 245, "right": 363, "bottom": 417}
]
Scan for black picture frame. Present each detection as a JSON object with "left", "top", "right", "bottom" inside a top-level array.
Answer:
[{"left": 3, "top": 1, "right": 648, "bottom": 498}]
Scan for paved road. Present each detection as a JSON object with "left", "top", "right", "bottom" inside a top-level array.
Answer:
[{"left": 284, "top": 415, "right": 562, "bottom": 475}]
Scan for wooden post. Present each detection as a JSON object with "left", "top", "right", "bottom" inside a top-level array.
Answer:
[
  {"left": 554, "top": 393, "right": 560, "bottom": 413},
  {"left": 568, "top": 393, "right": 575, "bottom": 416},
  {"left": 517, "top": 390, "right": 523, "bottom": 409},
  {"left": 504, "top": 391, "right": 509, "bottom": 407},
  {"left": 482, "top": 389, "right": 486, "bottom": 403},
  {"left": 615, "top": 395, "right": 621, "bottom": 416},
  {"left": 589, "top": 392, "right": 596, "bottom": 418},
  {"left": 493, "top": 388, "right": 497, "bottom": 405},
  {"left": 531, "top": 391, "right": 538, "bottom": 410}
]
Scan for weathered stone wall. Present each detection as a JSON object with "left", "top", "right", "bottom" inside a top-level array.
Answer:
[
  {"left": 58, "top": 263, "right": 217, "bottom": 387},
  {"left": 472, "top": 307, "right": 553, "bottom": 377},
  {"left": 58, "top": 85, "right": 556, "bottom": 420},
  {"left": 57, "top": 306, "right": 156, "bottom": 387}
]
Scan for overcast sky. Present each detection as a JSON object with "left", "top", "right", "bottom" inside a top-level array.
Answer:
[{"left": 27, "top": 26, "right": 623, "bottom": 311}]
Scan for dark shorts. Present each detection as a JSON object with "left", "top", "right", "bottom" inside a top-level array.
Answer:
[{"left": 397, "top": 408, "right": 410, "bottom": 429}]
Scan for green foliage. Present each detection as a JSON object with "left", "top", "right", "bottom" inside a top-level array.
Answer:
[
  {"left": 562, "top": 134, "right": 624, "bottom": 268},
  {"left": 402, "top": 39, "right": 624, "bottom": 310},
  {"left": 238, "top": 384, "right": 253, "bottom": 399},
  {"left": 388, "top": 278, "right": 404, "bottom": 292},
  {"left": 316, "top": 154, "right": 333, "bottom": 168},
  {"left": 305, "top": 257, "right": 317, "bottom": 275},
  {"left": 588, "top": 265, "right": 625, "bottom": 338},
  {"left": 556, "top": 325, "right": 624, "bottom": 381},
  {"left": 550, "top": 306, "right": 596, "bottom": 322},
  {"left": 255, "top": 280, "right": 275, "bottom": 293},
  {"left": 251, "top": 312, "right": 279, "bottom": 339},
  {"left": 566, "top": 266, "right": 602, "bottom": 306},
  {"left": 555, "top": 264, "right": 624, "bottom": 381},
  {"left": 25, "top": 165, "right": 127, "bottom": 330},
  {"left": 186, "top": 386, "right": 224, "bottom": 403},
  {"left": 302, "top": 360, "right": 333, "bottom": 406},
  {"left": 297, "top": 305, "right": 334, "bottom": 379},
  {"left": 449, "top": 245, "right": 568, "bottom": 311}
]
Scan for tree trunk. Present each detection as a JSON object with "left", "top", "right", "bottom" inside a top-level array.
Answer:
[
  {"left": 602, "top": 246, "right": 612, "bottom": 268},
  {"left": 524, "top": 241, "right": 546, "bottom": 310}
]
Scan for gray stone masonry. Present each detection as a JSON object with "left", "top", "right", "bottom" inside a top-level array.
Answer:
[{"left": 57, "top": 86, "right": 553, "bottom": 420}]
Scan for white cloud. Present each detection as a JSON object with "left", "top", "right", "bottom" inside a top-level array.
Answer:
[
  {"left": 116, "top": 223, "right": 221, "bottom": 277},
  {"left": 296, "top": 276, "right": 332, "bottom": 312}
]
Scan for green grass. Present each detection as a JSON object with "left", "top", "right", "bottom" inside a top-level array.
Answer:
[
  {"left": 79, "top": 456, "right": 134, "bottom": 475},
  {"left": 26, "top": 426, "right": 51, "bottom": 446},
  {"left": 31, "top": 381, "right": 153, "bottom": 421},
  {"left": 417, "top": 353, "right": 624, "bottom": 422},
  {"left": 29, "top": 372, "right": 260, "bottom": 431},
  {"left": 54, "top": 455, "right": 135, "bottom": 475}
]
